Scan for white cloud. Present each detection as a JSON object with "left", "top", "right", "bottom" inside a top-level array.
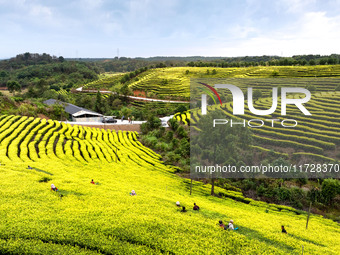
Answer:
[
  {"left": 277, "top": 0, "right": 316, "bottom": 13},
  {"left": 82, "top": 0, "right": 103, "bottom": 10},
  {"left": 299, "top": 11, "right": 340, "bottom": 39},
  {"left": 208, "top": 10, "right": 340, "bottom": 57},
  {"left": 228, "top": 25, "right": 259, "bottom": 39},
  {"left": 1, "top": 0, "right": 340, "bottom": 58},
  {"left": 29, "top": 4, "right": 52, "bottom": 17}
]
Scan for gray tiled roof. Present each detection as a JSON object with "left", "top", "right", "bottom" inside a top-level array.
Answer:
[{"left": 43, "top": 99, "right": 102, "bottom": 117}]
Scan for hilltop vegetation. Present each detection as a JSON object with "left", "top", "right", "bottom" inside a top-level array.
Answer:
[
  {"left": 0, "top": 115, "right": 339, "bottom": 254},
  {"left": 0, "top": 95, "right": 66, "bottom": 120},
  {"left": 73, "top": 54, "right": 340, "bottom": 72},
  {"left": 0, "top": 53, "right": 100, "bottom": 97},
  {"left": 122, "top": 65, "right": 340, "bottom": 100}
]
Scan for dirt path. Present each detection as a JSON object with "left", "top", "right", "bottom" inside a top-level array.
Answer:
[{"left": 75, "top": 87, "right": 189, "bottom": 103}]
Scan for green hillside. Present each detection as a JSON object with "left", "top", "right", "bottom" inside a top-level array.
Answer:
[
  {"left": 177, "top": 91, "right": 340, "bottom": 163},
  {"left": 78, "top": 65, "right": 340, "bottom": 101},
  {"left": 124, "top": 65, "right": 340, "bottom": 99},
  {"left": 0, "top": 115, "right": 339, "bottom": 254}
]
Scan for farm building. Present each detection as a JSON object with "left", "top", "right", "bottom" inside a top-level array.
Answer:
[{"left": 44, "top": 99, "right": 103, "bottom": 122}]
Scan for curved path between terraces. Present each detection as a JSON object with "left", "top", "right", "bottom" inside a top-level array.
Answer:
[{"left": 75, "top": 87, "right": 189, "bottom": 104}]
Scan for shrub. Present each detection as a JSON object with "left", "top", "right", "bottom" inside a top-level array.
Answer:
[
  {"left": 38, "top": 177, "right": 52, "bottom": 183},
  {"left": 141, "top": 115, "right": 161, "bottom": 134},
  {"left": 171, "top": 138, "right": 180, "bottom": 148},
  {"left": 154, "top": 127, "right": 165, "bottom": 138},
  {"left": 166, "top": 131, "right": 174, "bottom": 142},
  {"left": 321, "top": 179, "right": 340, "bottom": 205},
  {"left": 256, "top": 184, "right": 266, "bottom": 196},
  {"left": 12, "top": 97, "right": 24, "bottom": 102},
  {"left": 242, "top": 179, "right": 257, "bottom": 191},
  {"left": 290, "top": 187, "right": 304, "bottom": 201},
  {"left": 296, "top": 178, "right": 308, "bottom": 188},
  {"left": 176, "top": 126, "right": 188, "bottom": 139},
  {"left": 274, "top": 187, "right": 291, "bottom": 201},
  {"left": 292, "top": 200, "right": 303, "bottom": 209},
  {"left": 168, "top": 118, "right": 179, "bottom": 132},
  {"left": 178, "top": 138, "right": 190, "bottom": 157},
  {"left": 164, "top": 151, "right": 181, "bottom": 164},
  {"left": 155, "top": 142, "right": 169, "bottom": 152},
  {"left": 175, "top": 105, "right": 187, "bottom": 113},
  {"left": 141, "top": 135, "right": 158, "bottom": 147}
]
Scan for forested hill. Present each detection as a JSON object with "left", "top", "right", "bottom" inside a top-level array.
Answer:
[
  {"left": 67, "top": 54, "right": 340, "bottom": 72},
  {"left": 2, "top": 52, "right": 340, "bottom": 74},
  {"left": 0, "top": 52, "right": 65, "bottom": 70},
  {"left": 0, "top": 53, "right": 100, "bottom": 93}
]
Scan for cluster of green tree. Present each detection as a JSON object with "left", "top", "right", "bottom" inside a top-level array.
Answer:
[
  {"left": 119, "top": 67, "right": 148, "bottom": 83},
  {"left": 140, "top": 117, "right": 190, "bottom": 171},
  {"left": 235, "top": 177, "right": 340, "bottom": 218},
  {"left": 98, "top": 58, "right": 170, "bottom": 73},
  {"left": 0, "top": 93, "right": 66, "bottom": 120},
  {"left": 66, "top": 54, "right": 340, "bottom": 73},
  {"left": 0, "top": 53, "right": 100, "bottom": 93},
  {"left": 191, "top": 110, "right": 254, "bottom": 195},
  {"left": 0, "top": 52, "right": 64, "bottom": 70},
  {"left": 187, "top": 54, "right": 340, "bottom": 67},
  {"left": 176, "top": 110, "right": 339, "bottom": 219},
  {"left": 4, "top": 53, "right": 340, "bottom": 83},
  {"left": 94, "top": 57, "right": 161, "bottom": 72}
]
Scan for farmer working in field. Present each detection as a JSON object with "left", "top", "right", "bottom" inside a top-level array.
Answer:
[
  {"left": 193, "top": 203, "right": 200, "bottom": 211},
  {"left": 228, "top": 220, "right": 238, "bottom": 230},
  {"left": 228, "top": 220, "right": 234, "bottom": 230},
  {"left": 51, "top": 184, "right": 58, "bottom": 192},
  {"left": 218, "top": 220, "right": 226, "bottom": 229},
  {"left": 181, "top": 206, "right": 187, "bottom": 212}
]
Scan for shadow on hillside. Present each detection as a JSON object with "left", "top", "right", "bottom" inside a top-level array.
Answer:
[
  {"left": 58, "top": 190, "right": 84, "bottom": 197},
  {"left": 31, "top": 167, "right": 53, "bottom": 175},
  {"left": 236, "top": 226, "right": 296, "bottom": 252},
  {"left": 288, "top": 233, "right": 326, "bottom": 247}
]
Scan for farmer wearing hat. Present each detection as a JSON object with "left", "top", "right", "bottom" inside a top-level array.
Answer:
[{"left": 228, "top": 220, "right": 234, "bottom": 230}]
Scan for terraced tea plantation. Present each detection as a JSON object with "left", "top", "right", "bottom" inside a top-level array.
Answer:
[
  {"left": 0, "top": 115, "right": 165, "bottom": 166},
  {"left": 77, "top": 65, "right": 340, "bottom": 101},
  {"left": 176, "top": 79, "right": 340, "bottom": 163},
  {"left": 1, "top": 115, "right": 339, "bottom": 254},
  {"left": 82, "top": 73, "right": 124, "bottom": 90},
  {"left": 126, "top": 65, "right": 340, "bottom": 99}
]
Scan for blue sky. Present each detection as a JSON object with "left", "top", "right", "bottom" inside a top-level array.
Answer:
[{"left": 1, "top": 0, "right": 340, "bottom": 58}]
